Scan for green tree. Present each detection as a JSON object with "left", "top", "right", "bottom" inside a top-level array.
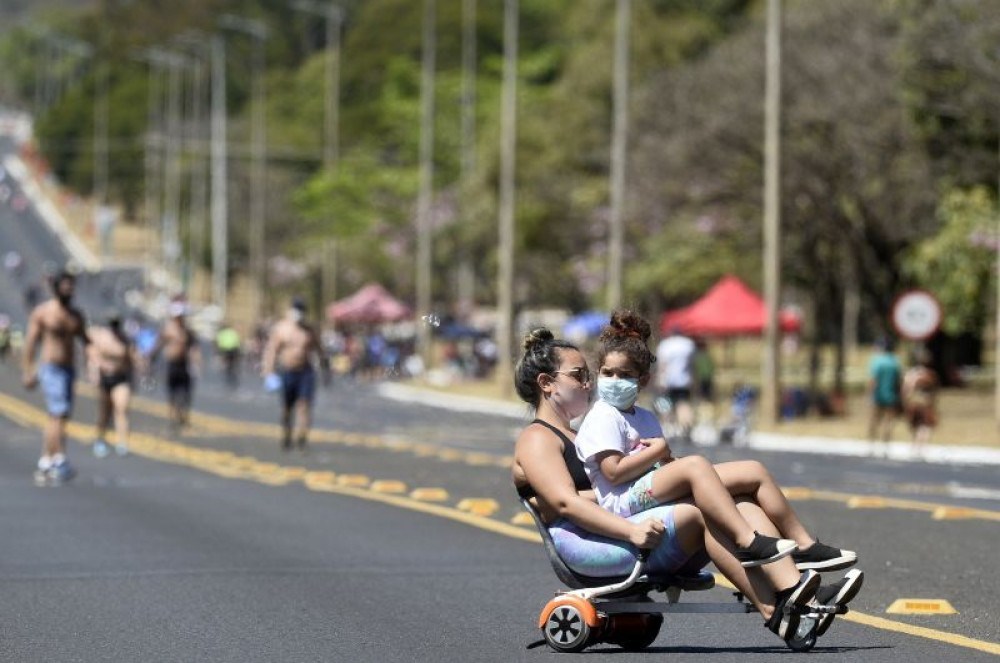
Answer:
[{"left": 903, "top": 187, "right": 998, "bottom": 335}]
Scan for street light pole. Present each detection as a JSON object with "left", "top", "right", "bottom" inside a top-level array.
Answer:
[
  {"left": 293, "top": 0, "right": 343, "bottom": 307},
  {"left": 210, "top": 35, "right": 229, "bottom": 315},
  {"left": 607, "top": 0, "right": 630, "bottom": 311},
  {"left": 457, "top": 0, "right": 477, "bottom": 317},
  {"left": 220, "top": 15, "right": 269, "bottom": 323},
  {"left": 416, "top": 0, "right": 437, "bottom": 367},
  {"left": 761, "top": 0, "right": 783, "bottom": 426},
  {"left": 495, "top": 0, "right": 518, "bottom": 393}
]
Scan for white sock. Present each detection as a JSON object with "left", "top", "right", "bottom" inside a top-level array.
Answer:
[
  {"left": 38, "top": 455, "right": 53, "bottom": 470},
  {"left": 51, "top": 453, "right": 66, "bottom": 466}
]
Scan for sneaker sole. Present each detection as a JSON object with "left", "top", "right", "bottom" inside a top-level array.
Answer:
[
  {"left": 816, "top": 569, "right": 864, "bottom": 637},
  {"left": 775, "top": 570, "right": 821, "bottom": 640},
  {"left": 795, "top": 552, "right": 858, "bottom": 571},
  {"left": 740, "top": 540, "right": 798, "bottom": 568}
]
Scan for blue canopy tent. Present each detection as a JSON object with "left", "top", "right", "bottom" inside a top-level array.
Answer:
[{"left": 563, "top": 310, "right": 608, "bottom": 341}]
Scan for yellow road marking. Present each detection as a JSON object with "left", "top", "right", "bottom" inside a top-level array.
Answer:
[
  {"left": 370, "top": 480, "right": 407, "bottom": 494},
  {"left": 1, "top": 391, "right": 999, "bottom": 655},
  {"left": 780, "top": 487, "right": 814, "bottom": 500},
  {"left": 410, "top": 487, "right": 449, "bottom": 502},
  {"left": 932, "top": 506, "right": 978, "bottom": 520},
  {"left": 847, "top": 496, "right": 888, "bottom": 509},
  {"left": 510, "top": 512, "right": 535, "bottom": 527},
  {"left": 887, "top": 599, "right": 958, "bottom": 615},
  {"left": 336, "top": 474, "right": 370, "bottom": 488},
  {"left": 456, "top": 498, "right": 500, "bottom": 517}
]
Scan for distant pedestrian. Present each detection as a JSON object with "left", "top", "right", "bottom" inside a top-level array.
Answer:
[
  {"left": 89, "top": 311, "right": 137, "bottom": 457},
  {"left": 21, "top": 271, "right": 91, "bottom": 484},
  {"left": 902, "top": 347, "right": 938, "bottom": 459},
  {"left": 867, "top": 336, "right": 902, "bottom": 446},
  {"left": 655, "top": 326, "right": 696, "bottom": 437},
  {"left": 150, "top": 302, "right": 201, "bottom": 433},
  {"left": 261, "top": 297, "right": 329, "bottom": 451},
  {"left": 215, "top": 321, "right": 242, "bottom": 388}
]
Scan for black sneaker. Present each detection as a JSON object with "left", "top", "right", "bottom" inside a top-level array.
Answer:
[
  {"left": 814, "top": 569, "right": 864, "bottom": 637},
  {"left": 766, "top": 570, "right": 821, "bottom": 641},
  {"left": 734, "top": 531, "right": 798, "bottom": 568},
  {"left": 793, "top": 540, "right": 857, "bottom": 571}
]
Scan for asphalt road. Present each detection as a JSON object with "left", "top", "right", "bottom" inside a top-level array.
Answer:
[
  {"left": 1, "top": 116, "right": 998, "bottom": 661},
  {"left": 0, "top": 362, "right": 998, "bottom": 662}
]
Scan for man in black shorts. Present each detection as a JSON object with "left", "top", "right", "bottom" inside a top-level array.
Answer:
[{"left": 151, "top": 302, "right": 201, "bottom": 433}]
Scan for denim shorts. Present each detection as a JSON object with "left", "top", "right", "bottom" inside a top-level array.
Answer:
[{"left": 39, "top": 363, "right": 75, "bottom": 417}]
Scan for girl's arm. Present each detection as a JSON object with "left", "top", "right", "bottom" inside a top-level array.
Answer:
[{"left": 595, "top": 438, "right": 669, "bottom": 485}]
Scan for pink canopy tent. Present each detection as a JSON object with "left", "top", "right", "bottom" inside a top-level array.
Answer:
[
  {"left": 660, "top": 275, "right": 801, "bottom": 337},
  {"left": 326, "top": 283, "right": 412, "bottom": 324}
]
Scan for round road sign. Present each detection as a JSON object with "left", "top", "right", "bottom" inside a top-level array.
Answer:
[{"left": 891, "top": 290, "right": 942, "bottom": 341}]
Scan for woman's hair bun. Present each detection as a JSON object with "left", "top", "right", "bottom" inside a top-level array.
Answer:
[{"left": 522, "top": 328, "right": 554, "bottom": 352}]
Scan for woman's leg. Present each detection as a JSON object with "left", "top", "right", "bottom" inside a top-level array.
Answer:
[
  {"left": 713, "top": 460, "right": 813, "bottom": 548},
  {"left": 110, "top": 383, "right": 131, "bottom": 447},
  {"left": 648, "top": 455, "right": 756, "bottom": 548},
  {"left": 96, "top": 388, "right": 112, "bottom": 440},
  {"left": 703, "top": 499, "right": 804, "bottom": 623}
]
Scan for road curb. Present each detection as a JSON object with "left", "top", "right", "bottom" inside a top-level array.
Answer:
[{"left": 377, "top": 382, "right": 1000, "bottom": 467}]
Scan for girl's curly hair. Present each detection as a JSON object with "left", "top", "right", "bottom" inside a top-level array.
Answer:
[{"left": 597, "top": 309, "right": 656, "bottom": 375}]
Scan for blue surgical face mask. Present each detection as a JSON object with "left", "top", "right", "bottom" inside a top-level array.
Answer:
[{"left": 597, "top": 376, "right": 640, "bottom": 411}]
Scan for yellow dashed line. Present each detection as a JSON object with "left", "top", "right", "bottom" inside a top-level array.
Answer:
[
  {"left": 887, "top": 599, "right": 958, "bottom": 615},
  {"left": 336, "top": 474, "right": 370, "bottom": 488},
  {"left": 846, "top": 496, "right": 888, "bottom": 509},
  {"left": 932, "top": 506, "right": 978, "bottom": 520},
  {"left": 781, "top": 487, "right": 814, "bottom": 500},
  {"left": 456, "top": 498, "right": 500, "bottom": 517},
  {"left": 510, "top": 512, "right": 535, "bottom": 527},
  {"left": 370, "top": 480, "right": 407, "bottom": 494},
  {"left": 410, "top": 487, "right": 449, "bottom": 502}
]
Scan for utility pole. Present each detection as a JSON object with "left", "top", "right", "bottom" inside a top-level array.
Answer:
[
  {"left": 607, "top": 0, "right": 630, "bottom": 311},
  {"left": 457, "top": 0, "right": 477, "bottom": 318},
  {"left": 495, "top": 0, "right": 518, "bottom": 393},
  {"left": 93, "top": 56, "right": 111, "bottom": 258},
  {"left": 161, "top": 52, "right": 185, "bottom": 284},
  {"left": 220, "top": 14, "right": 269, "bottom": 323},
  {"left": 210, "top": 35, "right": 229, "bottom": 315},
  {"left": 416, "top": 0, "right": 436, "bottom": 367},
  {"left": 293, "top": 0, "right": 343, "bottom": 308},
  {"left": 761, "top": 0, "right": 782, "bottom": 426},
  {"left": 138, "top": 50, "right": 167, "bottom": 284}
]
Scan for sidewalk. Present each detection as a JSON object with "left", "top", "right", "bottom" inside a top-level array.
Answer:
[{"left": 377, "top": 382, "right": 1000, "bottom": 467}]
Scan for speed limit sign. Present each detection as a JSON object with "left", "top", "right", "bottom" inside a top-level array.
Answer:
[{"left": 891, "top": 290, "right": 942, "bottom": 341}]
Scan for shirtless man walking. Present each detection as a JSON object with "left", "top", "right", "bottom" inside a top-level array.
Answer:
[
  {"left": 22, "top": 271, "right": 90, "bottom": 484},
  {"left": 89, "top": 312, "right": 138, "bottom": 457},
  {"left": 261, "top": 297, "right": 328, "bottom": 451},
  {"left": 151, "top": 302, "right": 201, "bottom": 433}
]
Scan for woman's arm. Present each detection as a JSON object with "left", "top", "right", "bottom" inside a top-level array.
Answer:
[{"left": 517, "top": 428, "right": 663, "bottom": 548}]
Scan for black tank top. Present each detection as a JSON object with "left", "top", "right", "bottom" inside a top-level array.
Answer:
[{"left": 516, "top": 419, "right": 592, "bottom": 499}]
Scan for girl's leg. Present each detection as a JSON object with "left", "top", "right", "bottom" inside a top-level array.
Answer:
[
  {"left": 648, "top": 455, "right": 756, "bottom": 548},
  {"left": 714, "top": 460, "right": 813, "bottom": 548}
]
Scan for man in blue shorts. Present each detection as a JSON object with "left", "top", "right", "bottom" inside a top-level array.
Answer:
[
  {"left": 261, "top": 297, "right": 328, "bottom": 451},
  {"left": 22, "top": 271, "right": 91, "bottom": 483}
]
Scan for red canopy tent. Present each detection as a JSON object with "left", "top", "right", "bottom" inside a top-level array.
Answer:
[
  {"left": 660, "top": 275, "right": 801, "bottom": 337},
  {"left": 326, "top": 283, "right": 412, "bottom": 324}
]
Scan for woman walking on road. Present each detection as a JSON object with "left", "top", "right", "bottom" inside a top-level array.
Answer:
[{"left": 89, "top": 312, "right": 138, "bottom": 457}]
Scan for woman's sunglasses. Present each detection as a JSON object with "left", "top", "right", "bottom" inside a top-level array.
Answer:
[{"left": 553, "top": 367, "right": 592, "bottom": 385}]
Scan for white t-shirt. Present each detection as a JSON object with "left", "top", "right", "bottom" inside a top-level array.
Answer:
[
  {"left": 574, "top": 400, "right": 664, "bottom": 516},
  {"left": 656, "top": 334, "right": 696, "bottom": 390}
]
